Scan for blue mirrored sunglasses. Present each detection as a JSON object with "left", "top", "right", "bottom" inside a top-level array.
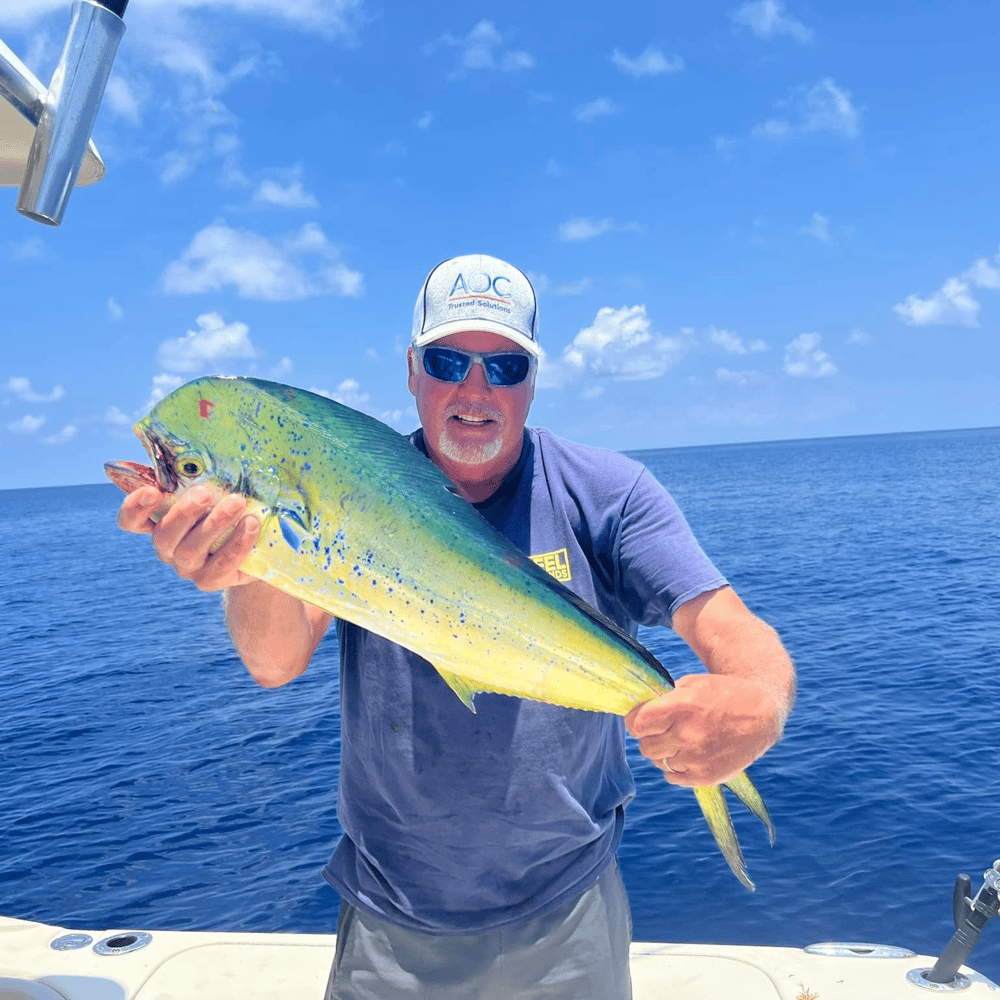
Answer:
[{"left": 417, "top": 345, "right": 535, "bottom": 387}]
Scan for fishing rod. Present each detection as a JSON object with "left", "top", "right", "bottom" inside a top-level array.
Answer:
[
  {"left": 0, "top": 0, "right": 127, "bottom": 225},
  {"left": 917, "top": 859, "right": 1000, "bottom": 987}
]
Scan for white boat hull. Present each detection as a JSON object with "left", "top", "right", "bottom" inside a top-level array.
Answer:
[{"left": 1, "top": 914, "right": 995, "bottom": 999}]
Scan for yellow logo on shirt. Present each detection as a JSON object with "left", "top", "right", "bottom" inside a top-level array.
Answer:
[{"left": 531, "top": 548, "right": 572, "bottom": 582}]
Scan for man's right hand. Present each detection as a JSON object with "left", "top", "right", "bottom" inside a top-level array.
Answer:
[{"left": 117, "top": 485, "right": 260, "bottom": 592}]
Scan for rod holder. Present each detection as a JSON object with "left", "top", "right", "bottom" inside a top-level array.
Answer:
[
  {"left": 16, "top": 0, "right": 126, "bottom": 226},
  {"left": 924, "top": 861, "right": 1000, "bottom": 985}
]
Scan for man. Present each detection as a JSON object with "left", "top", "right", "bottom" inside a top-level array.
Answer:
[{"left": 118, "top": 253, "right": 795, "bottom": 999}]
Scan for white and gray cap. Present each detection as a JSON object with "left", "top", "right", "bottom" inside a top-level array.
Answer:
[{"left": 411, "top": 254, "right": 540, "bottom": 356}]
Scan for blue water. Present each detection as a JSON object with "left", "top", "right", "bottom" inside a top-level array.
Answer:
[{"left": 2, "top": 427, "right": 999, "bottom": 981}]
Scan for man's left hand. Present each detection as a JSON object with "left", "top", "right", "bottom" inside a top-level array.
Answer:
[{"left": 624, "top": 673, "right": 782, "bottom": 787}]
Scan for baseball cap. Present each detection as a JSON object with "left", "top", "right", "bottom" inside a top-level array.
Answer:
[{"left": 411, "top": 254, "right": 540, "bottom": 356}]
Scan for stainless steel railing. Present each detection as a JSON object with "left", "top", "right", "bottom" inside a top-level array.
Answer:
[{"left": 0, "top": 0, "right": 126, "bottom": 225}]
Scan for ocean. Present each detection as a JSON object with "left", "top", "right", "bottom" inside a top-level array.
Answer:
[{"left": 2, "top": 426, "right": 998, "bottom": 982}]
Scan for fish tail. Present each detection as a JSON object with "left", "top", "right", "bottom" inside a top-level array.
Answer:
[
  {"left": 691, "top": 784, "right": 754, "bottom": 892},
  {"left": 723, "top": 770, "right": 776, "bottom": 846}
]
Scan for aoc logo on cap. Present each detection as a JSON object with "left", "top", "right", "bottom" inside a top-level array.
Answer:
[{"left": 449, "top": 271, "right": 513, "bottom": 303}]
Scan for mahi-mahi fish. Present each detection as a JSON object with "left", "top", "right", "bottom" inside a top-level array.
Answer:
[{"left": 106, "top": 376, "right": 775, "bottom": 890}]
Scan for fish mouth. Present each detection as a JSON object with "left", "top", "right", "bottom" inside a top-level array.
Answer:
[
  {"left": 135, "top": 423, "right": 179, "bottom": 494},
  {"left": 104, "top": 460, "right": 159, "bottom": 495}
]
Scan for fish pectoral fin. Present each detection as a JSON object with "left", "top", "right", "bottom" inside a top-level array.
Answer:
[
  {"left": 723, "top": 770, "right": 776, "bottom": 846},
  {"left": 278, "top": 508, "right": 312, "bottom": 552},
  {"left": 435, "top": 669, "right": 480, "bottom": 714},
  {"left": 691, "top": 784, "right": 754, "bottom": 892}
]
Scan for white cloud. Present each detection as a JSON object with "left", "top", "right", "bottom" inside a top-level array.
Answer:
[
  {"left": 429, "top": 20, "right": 535, "bottom": 74},
  {"left": 754, "top": 77, "right": 860, "bottom": 141},
  {"left": 526, "top": 271, "right": 550, "bottom": 295},
  {"left": 503, "top": 50, "right": 535, "bottom": 71},
  {"left": 801, "top": 212, "right": 833, "bottom": 244},
  {"left": 611, "top": 46, "right": 684, "bottom": 77},
  {"left": 379, "top": 139, "right": 406, "bottom": 156},
  {"left": 558, "top": 217, "right": 641, "bottom": 242},
  {"left": 415, "top": 111, "right": 434, "bottom": 129},
  {"left": 545, "top": 157, "right": 564, "bottom": 177},
  {"left": 252, "top": 178, "right": 319, "bottom": 209},
  {"left": 8, "top": 238, "right": 45, "bottom": 261},
  {"left": 709, "top": 327, "right": 768, "bottom": 354},
  {"left": 893, "top": 278, "right": 979, "bottom": 327},
  {"left": 560, "top": 218, "right": 614, "bottom": 241},
  {"left": 142, "top": 374, "right": 186, "bottom": 416},
  {"left": 311, "top": 378, "right": 370, "bottom": 409},
  {"left": 157, "top": 84, "right": 245, "bottom": 186},
  {"left": 539, "top": 305, "right": 687, "bottom": 387},
  {"left": 108, "top": 297, "right": 124, "bottom": 321},
  {"left": 270, "top": 356, "right": 294, "bottom": 378},
  {"left": 732, "top": 0, "right": 813, "bottom": 42},
  {"left": 574, "top": 97, "right": 620, "bottom": 122},
  {"left": 42, "top": 425, "right": 77, "bottom": 445},
  {"left": 847, "top": 328, "right": 870, "bottom": 345},
  {"left": 893, "top": 246, "right": 1000, "bottom": 327},
  {"left": 105, "top": 406, "right": 132, "bottom": 426},
  {"left": 784, "top": 333, "right": 837, "bottom": 377},
  {"left": 104, "top": 75, "right": 141, "bottom": 123},
  {"left": 379, "top": 409, "right": 407, "bottom": 426},
  {"left": 5, "top": 377, "right": 64, "bottom": 403},
  {"left": 157, "top": 312, "right": 257, "bottom": 373},
  {"left": 800, "top": 80, "right": 861, "bottom": 137},
  {"left": 162, "top": 221, "right": 363, "bottom": 300},
  {"left": 716, "top": 367, "right": 764, "bottom": 386},
  {"left": 965, "top": 255, "right": 1000, "bottom": 289},
  {"left": 7, "top": 414, "right": 45, "bottom": 433}
]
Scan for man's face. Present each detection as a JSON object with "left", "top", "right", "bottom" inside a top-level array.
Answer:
[{"left": 407, "top": 330, "right": 536, "bottom": 473}]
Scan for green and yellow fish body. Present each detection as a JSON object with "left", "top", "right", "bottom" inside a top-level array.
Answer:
[{"left": 106, "top": 376, "right": 774, "bottom": 889}]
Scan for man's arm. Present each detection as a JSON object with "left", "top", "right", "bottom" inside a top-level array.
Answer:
[
  {"left": 624, "top": 585, "right": 795, "bottom": 787},
  {"left": 223, "top": 583, "right": 334, "bottom": 688}
]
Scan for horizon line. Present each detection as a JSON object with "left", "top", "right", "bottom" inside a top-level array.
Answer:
[{"left": 2, "top": 422, "right": 997, "bottom": 493}]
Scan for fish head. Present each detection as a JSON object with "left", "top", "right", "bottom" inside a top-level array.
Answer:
[
  {"left": 133, "top": 377, "right": 253, "bottom": 501},
  {"left": 109, "top": 376, "right": 318, "bottom": 538}
]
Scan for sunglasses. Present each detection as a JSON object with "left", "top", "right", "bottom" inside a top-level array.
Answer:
[{"left": 417, "top": 345, "right": 536, "bottom": 387}]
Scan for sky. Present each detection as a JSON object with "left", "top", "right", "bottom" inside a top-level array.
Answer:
[{"left": 1, "top": 0, "right": 998, "bottom": 489}]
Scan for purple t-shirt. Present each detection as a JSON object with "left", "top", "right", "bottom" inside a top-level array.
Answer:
[{"left": 322, "top": 427, "right": 727, "bottom": 934}]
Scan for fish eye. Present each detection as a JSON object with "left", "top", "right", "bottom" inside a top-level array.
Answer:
[{"left": 177, "top": 455, "right": 205, "bottom": 477}]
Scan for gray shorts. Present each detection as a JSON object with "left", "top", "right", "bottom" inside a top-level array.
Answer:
[{"left": 324, "top": 861, "right": 633, "bottom": 999}]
